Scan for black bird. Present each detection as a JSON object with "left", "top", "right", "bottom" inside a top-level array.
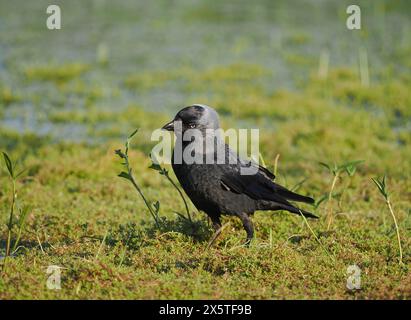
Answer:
[{"left": 162, "top": 104, "right": 317, "bottom": 245}]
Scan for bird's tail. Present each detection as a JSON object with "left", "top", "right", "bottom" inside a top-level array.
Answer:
[
  {"left": 279, "top": 203, "right": 318, "bottom": 219},
  {"left": 259, "top": 200, "right": 318, "bottom": 219},
  {"left": 275, "top": 185, "right": 315, "bottom": 204}
]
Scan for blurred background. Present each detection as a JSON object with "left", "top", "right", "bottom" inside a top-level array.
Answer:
[
  {"left": 1, "top": 0, "right": 411, "bottom": 185},
  {"left": 0, "top": 0, "right": 410, "bottom": 143}
]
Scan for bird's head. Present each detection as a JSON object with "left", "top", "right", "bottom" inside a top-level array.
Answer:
[{"left": 161, "top": 104, "right": 220, "bottom": 134}]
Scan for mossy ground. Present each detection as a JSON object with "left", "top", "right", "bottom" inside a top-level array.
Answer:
[{"left": 0, "top": 0, "right": 410, "bottom": 299}]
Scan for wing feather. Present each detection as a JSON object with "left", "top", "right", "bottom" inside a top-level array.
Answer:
[{"left": 220, "top": 166, "right": 314, "bottom": 205}]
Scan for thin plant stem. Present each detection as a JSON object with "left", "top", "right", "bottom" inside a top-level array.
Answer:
[
  {"left": 124, "top": 156, "right": 160, "bottom": 229},
  {"left": 117, "top": 130, "right": 161, "bottom": 229},
  {"left": 269, "top": 228, "right": 273, "bottom": 249},
  {"left": 359, "top": 47, "right": 370, "bottom": 87},
  {"left": 318, "top": 49, "right": 330, "bottom": 79},
  {"left": 299, "top": 210, "right": 335, "bottom": 262},
  {"left": 118, "top": 236, "right": 131, "bottom": 268},
  {"left": 36, "top": 233, "right": 45, "bottom": 254},
  {"left": 371, "top": 176, "right": 403, "bottom": 265},
  {"left": 259, "top": 152, "right": 267, "bottom": 168},
  {"left": 12, "top": 223, "right": 23, "bottom": 254},
  {"left": 165, "top": 173, "right": 192, "bottom": 222},
  {"left": 386, "top": 200, "right": 403, "bottom": 265},
  {"left": 95, "top": 230, "right": 108, "bottom": 261},
  {"left": 273, "top": 154, "right": 280, "bottom": 176},
  {"left": 12, "top": 206, "right": 30, "bottom": 253},
  {"left": 5, "top": 180, "right": 16, "bottom": 258},
  {"left": 326, "top": 173, "right": 339, "bottom": 230},
  {"left": 206, "top": 222, "right": 230, "bottom": 249}
]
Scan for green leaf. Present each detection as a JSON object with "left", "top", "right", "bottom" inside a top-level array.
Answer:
[
  {"left": 314, "top": 194, "right": 328, "bottom": 209},
  {"left": 149, "top": 152, "right": 162, "bottom": 168},
  {"left": 372, "top": 175, "right": 388, "bottom": 199},
  {"left": 2, "top": 151, "right": 14, "bottom": 178},
  {"left": 318, "top": 162, "right": 330, "bottom": 171},
  {"left": 173, "top": 211, "right": 189, "bottom": 221},
  {"left": 118, "top": 171, "right": 131, "bottom": 180},
  {"left": 345, "top": 165, "right": 356, "bottom": 177},
  {"left": 125, "top": 128, "right": 139, "bottom": 152},
  {"left": 15, "top": 168, "right": 27, "bottom": 179},
  {"left": 152, "top": 201, "right": 160, "bottom": 213},
  {"left": 17, "top": 205, "right": 31, "bottom": 227},
  {"left": 291, "top": 178, "right": 307, "bottom": 192},
  {"left": 149, "top": 153, "right": 169, "bottom": 175},
  {"left": 148, "top": 163, "right": 162, "bottom": 171},
  {"left": 115, "top": 149, "right": 126, "bottom": 159},
  {"left": 338, "top": 160, "right": 364, "bottom": 174},
  {"left": 128, "top": 128, "right": 139, "bottom": 139},
  {"left": 371, "top": 177, "right": 380, "bottom": 188}
]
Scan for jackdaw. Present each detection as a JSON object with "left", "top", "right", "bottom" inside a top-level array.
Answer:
[{"left": 162, "top": 104, "right": 317, "bottom": 245}]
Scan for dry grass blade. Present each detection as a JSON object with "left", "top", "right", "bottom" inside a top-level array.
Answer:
[{"left": 298, "top": 210, "right": 335, "bottom": 262}]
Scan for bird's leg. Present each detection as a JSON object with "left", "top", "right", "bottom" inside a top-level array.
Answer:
[
  {"left": 212, "top": 218, "right": 222, "bottom": 232},
  {"left": 238, "top": 212, "right": 254, "bottom": 246},
  {"left": 207, "top": 216, "right": 222, "bottom": 248}
]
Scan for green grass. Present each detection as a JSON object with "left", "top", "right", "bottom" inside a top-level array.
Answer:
[
  {"left": 0, "top": 100, "right": 410, "bottom": 298},
  {"left": 0, "top": 0, "right": 411, "bottom": 300}
]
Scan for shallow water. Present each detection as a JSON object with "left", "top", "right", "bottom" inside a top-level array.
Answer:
[{"left": 0, "top": 0, "right": 410, "bottom": 140}]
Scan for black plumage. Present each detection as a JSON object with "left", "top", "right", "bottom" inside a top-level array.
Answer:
[{"left": 162, "top": 104, "right": 317, "bottom": 245}]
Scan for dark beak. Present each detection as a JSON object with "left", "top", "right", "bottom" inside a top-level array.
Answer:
[{"left": 161, "top": 120, "right": 174, "bottom": 131}]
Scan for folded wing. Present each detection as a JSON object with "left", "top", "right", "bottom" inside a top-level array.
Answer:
[{"left": 220, "top": 164, "right": 315, "bottom": 206}]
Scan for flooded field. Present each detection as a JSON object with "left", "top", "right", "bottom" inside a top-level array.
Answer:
[{"left": 1, "top": 0, "right": 410, "bottom": 141}]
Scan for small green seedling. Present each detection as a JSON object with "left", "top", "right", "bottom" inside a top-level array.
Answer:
[
  {"left": 149, "top": 153, "right": 193, "bottom": 223},
  {"left": 319, "top": 160, "right": 364, "bottom": 230},
  {"left": 372, "top": 175, "right": 403, "bottom": 265},
  {"left": 115, "top": 129, "right": 161, "bottom": 229},
  {"left": 2, "top": 151, "right": 30, "bottom": 270}
]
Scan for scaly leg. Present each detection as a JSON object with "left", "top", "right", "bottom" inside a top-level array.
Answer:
[{"left": 238, "top": 212, "right": 254, "bottom": 246}]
